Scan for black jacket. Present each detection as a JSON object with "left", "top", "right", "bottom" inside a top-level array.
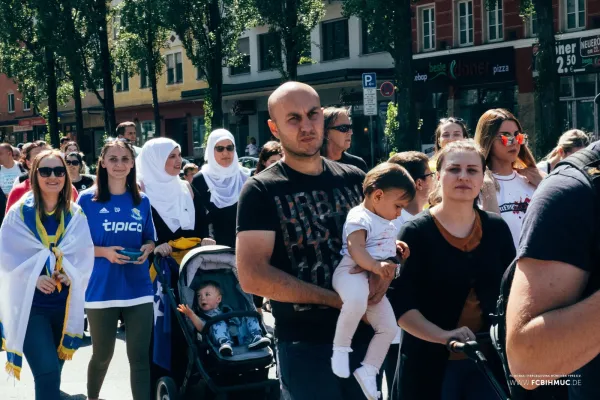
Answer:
[{"left": 389, "top": 208, "right": 515, "bottom": 400}]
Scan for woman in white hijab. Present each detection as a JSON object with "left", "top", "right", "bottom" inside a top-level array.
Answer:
[
  {"left": 137, "top": 138, "right": 211, "bottom": 257},
  {"left": 191, "top": 129, "right": 250, "bottom": 248}
]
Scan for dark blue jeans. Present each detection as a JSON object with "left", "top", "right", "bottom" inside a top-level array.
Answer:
[
  {"left": 277, "top": 341, "right": 382, "bottom": 400},
  {"left": 440, "top": 359, "right": 497, "bottom": 400},
  {"left": 22, "top": 306, "right": 66, "bottom": 400}
]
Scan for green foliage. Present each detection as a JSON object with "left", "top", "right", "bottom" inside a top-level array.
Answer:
[
  {"left": 114, "top": 0, "right": 170, "bottom": 85},
  {"left": 384, "top": 102, "right": 399, "bottom": 148},
  {"left": 298, "top": 56, "right": 316, "bottom": 65},
  {"left": 342, "top": 0, "right": 401, "bottom": 55},
  {"left": 252, "top": 0, "right": 325, "bottom": 80},
  {"left": 165, "top": 0, "right": 256, "bottom": 80},
  {"left": 163, "top": 0, "right": 256, "bottom": 128},
  {"left": 203, "top": 96, "right": 213, "bottom": 142}
]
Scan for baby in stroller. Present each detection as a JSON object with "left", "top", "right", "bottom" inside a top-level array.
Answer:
[{"left": 178, "top": 280, "right": 271, "bottom": 356}]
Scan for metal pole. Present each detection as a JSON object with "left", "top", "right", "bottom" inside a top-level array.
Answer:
[{"left": 370, "top": 115, "right": 375, "bottom": 167}]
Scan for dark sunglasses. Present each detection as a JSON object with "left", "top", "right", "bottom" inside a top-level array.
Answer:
[
  {"left": 420, "top": 172, "right": 435, "bottom": 180},
  {"left": 329, "top": 124, "right": 353, "bottom": 133},
  {"left": 215, "top": 145, "right": 235, "bottom": 152},
  {"left": 66, "top": 160, "right": 81, "bottom": 166},
  {"left": 38, "top": 166, "right": 67, "bottom": 178}
]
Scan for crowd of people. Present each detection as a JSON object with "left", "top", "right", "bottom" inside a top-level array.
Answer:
[{"left": 0, "top": 79, "right": 597, "bottom": 400}]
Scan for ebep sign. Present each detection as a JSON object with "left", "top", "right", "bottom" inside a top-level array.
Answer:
[{"left": 413, "top": 47, "right": 515, "bottom": 88}]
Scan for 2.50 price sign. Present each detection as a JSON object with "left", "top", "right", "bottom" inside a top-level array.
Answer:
[{"left": 533, "top": 33, "right": 600, "bottom": 76}]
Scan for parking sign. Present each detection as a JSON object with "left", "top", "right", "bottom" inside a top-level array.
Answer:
[{"left": 362, "top": 73, "right": 377, "bottom": 116}]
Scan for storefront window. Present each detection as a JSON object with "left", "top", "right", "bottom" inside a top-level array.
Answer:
[
  {"left": 140, "top": 120, "right": 155, "bottom": 146},
  {"left": 576, "top": 101, "right": 595, "bottom": 134},
  {"left": 559, "top": 76, "right": 573, "bottom": 98},
  {"left": 574, "top": 74, "right": 596, "bottom": 98}
]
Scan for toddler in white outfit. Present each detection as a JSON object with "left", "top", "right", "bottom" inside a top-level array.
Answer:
[{"left": 332, "top": 162, "right": 415, "bottom": 400}]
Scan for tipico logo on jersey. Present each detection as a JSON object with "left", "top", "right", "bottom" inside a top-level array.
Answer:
[
  {"left": 103, "top": 219, "right": 143, "bottom": 233},
  {"left": 131, "top": 208, "right": 142, "bottom": 221}
]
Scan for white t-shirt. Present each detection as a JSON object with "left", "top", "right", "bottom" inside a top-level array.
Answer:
[
  {"left": 0, "top": 163, "right": 23, "bottom": 195},
  {"left": 494, "top": 171, "right": 535, "bottom": 249},
  {"left": 340, "top": 205, "right": 397, "bottom": 261},
  {"left": 246, "top": 143, "right": 258, "bottom": 157},
  {"left": 537, "top": 160, "right": 551, "bottom": 174}
]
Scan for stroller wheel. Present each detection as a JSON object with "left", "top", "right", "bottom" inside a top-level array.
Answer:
[{"left": 156, "top": 376, "right": 180, "bottom": 400}]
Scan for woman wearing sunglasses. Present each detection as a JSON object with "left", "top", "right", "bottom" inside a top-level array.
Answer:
[
  {"left": 77, "top": 140, "right": 156, "bottom": 400},
  {"left": 191, "top": 129, "right": 250, "bottom": 248},
  {"left": 6, "top": 142, "right": 79, "bottom": 212},
  {"left": 66, "top": 152, "right": 95, "bottom": 192},
  {"left": 0, "top": 150, "right": 94, "bottom": 400},
  {"left": 321, "top": 107, "right": 368, "bottom": 173},
  {"left": 474, "top": 108, "right": 542, "bottom": 249}
]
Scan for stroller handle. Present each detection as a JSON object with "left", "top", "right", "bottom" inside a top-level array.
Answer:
[
  {"left": 446, "top": 332, "right": 511, "bottom": 400},
  {"left": 447, "top": 332, "right": 491, "bottom": 353}
]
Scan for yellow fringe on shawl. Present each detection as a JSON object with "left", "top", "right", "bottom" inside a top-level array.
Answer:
[
  {"left": 56, "top": 282, "right": 82, "bottom": 361},
  {"left": 5, "top": 361, "right": 21, "bottom": 380},
  {"left": 57, "top": 345, "right": 77, "bottom": 361}
]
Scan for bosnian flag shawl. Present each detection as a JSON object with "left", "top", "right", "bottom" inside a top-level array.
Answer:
[{"left": 0, "top": 193, "right": 94, "bottom": 379}]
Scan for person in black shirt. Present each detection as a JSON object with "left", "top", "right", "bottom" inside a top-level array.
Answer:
[
  {"left": 237, "top": 82, "right": 394, "bottom": 400},
  {"left": 136, "top": 137, "right": 211, "bottom": 389},
  {"left": 322, "top": 107, "right": 368, "bottom": 173},
  {"left": 507, "top": 141, "right": 600, "bottom": 399},
  {"left": 65, "top": 152, "right": 95, "bottom": 192},
  {"left": 192, "top": 129, "right": 250, "bottom": 248},
  {"left": 391, "top": 140, "right": 514, "bottom": 400}
]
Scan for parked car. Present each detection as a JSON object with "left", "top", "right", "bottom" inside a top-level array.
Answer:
[{"left": 239, "top": 156, "right": 258, "bottom": 175}]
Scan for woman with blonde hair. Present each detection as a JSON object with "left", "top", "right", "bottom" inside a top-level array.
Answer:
[
  {"left": 0, "top": 150, "right": 94, "bottom": 399},
  {"left": 537, "top": 129, "right": 590, "bottom": 174},
  {"left": 474, "top": 108, "right": 543, "bottom": 249}
]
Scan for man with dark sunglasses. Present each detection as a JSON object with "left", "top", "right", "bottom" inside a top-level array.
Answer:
[
  {"left": 322, "top": 107, "right": 368, "bottom": 173},
  {"left": 237, "top": 82, "right": 397, "bottom": 400}
]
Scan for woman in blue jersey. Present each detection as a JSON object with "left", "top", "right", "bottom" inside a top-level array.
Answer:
[
  {"left": 0, "top": 150, "right": 94, "bottom": 400},
  {"left": 78, "top": 140, "right": 156, "bottom": 400}
]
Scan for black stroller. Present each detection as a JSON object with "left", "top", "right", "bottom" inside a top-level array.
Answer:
[{"left": 153, "top": 245, "right": 279, "bottom": 400}]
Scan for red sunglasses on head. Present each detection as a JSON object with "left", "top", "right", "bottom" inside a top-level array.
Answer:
[{"left": 500, "top": 133, "right": 526, "bottom": 146}]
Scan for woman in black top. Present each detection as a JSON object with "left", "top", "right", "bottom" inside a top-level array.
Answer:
[
  {"left": 192, "top": 129, "right": 250, "bottom": 248},
  {"left": 65, "top": 152, "right": 95, "bottom": 192},
  {"left": 390, "top": 140, "right": 515, "bottom": 400},
  {"left": 136, "top": 138, "right": 209, "bottom": 254}
]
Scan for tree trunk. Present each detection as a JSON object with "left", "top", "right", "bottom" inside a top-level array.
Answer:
[
  {"left": 97, "top": 0, "right": 117, "bottom": 136},
  {"left": 394, "top": 0, "right": 417, "bottom": 152},
  {"left": 283, "top": 0, "right": 299, "bottom": 81},
  {"left": 149, "top": 56, "right": 161, "bottom": 137},
  {"left": 45, "top": 46, "right": 60, "bottom": 148},
  {"left": 73, "top": 76, "right": 85, "bottom": 142},
  {"left": 532, "top": 0, "right": 561, "bottom": 158},
  {"left": 209, "top": 0, "right": 224, "bottom": 129}
]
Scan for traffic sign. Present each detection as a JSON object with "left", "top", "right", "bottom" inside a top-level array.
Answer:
[
  {"left": 380, "top": 81, "right": 395, "bottom": 97},
  {"left": 362, "top": 72, "right": 377, "bottom": 116}
]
